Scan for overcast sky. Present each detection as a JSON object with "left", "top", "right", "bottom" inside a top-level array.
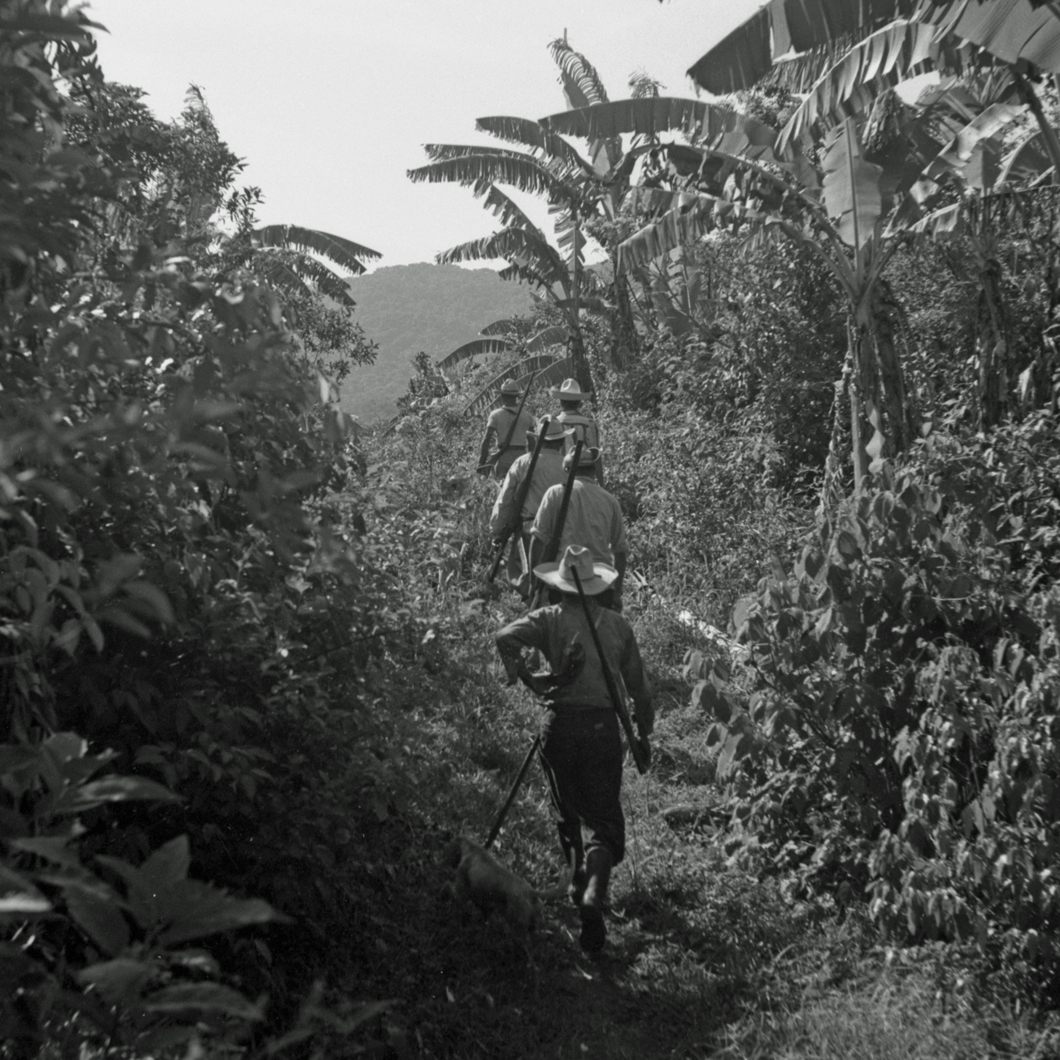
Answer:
[{"left": 88, "top": 0, "right": 765, "bottom": 270}]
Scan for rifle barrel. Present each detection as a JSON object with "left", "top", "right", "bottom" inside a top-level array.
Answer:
[
  {"left": 488, "top": 418, "right": 550, "bottom": 583},
  {"left": 570, "top": 567, "right": 649, "bottom": 775},
  {"left": 530, "top": 439, "right": 583, "bottom": 608}
]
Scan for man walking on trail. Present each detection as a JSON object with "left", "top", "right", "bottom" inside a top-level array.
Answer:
[
  {"left": 478, "top": 379, "right": 534, "bottom": 481},
  {"left": 495, "top": 545, "right": 654, "bottom": 955},
  {"left": 551, "top": 377, "right": 604, "bottom": 486},
  {"left": 530, "top": 446, "right": 628, "bottom": 611},
  {"left": 489, "top": 416, "right": 572, "bottom": 599}
]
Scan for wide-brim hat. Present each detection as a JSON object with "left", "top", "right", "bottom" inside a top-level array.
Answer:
[
  {"left": 549, "top": 377, "right": 591, "bottom": 402},
  {"left": 563, "top": 446, "right": 601, "bottom": 471},
  {"left": 499, "top": 379, "right": 524, "bottom": 397},
  {"left": 526, "top": 416, "right": 574, "bottom": 446},
  {"left": 534, "top": 544, "right": 617, "bottom": 596}
]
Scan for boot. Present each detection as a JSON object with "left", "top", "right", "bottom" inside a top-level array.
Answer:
[
  {"left": 579, "top": 847, "right": 613, "bottom": 955},
  {"left": 568, "top": 867, "right": 587, "bottom": 908}
]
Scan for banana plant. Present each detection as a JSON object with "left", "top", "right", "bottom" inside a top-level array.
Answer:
[
  {"left": 408, "top": 38, "right": 730, "bottom": 388},
  {"left": 617, "top": 77, "right": 1031, "bottom": 486},
  {"left": 688, "top": 0, "right": 1060, "bottom": 173}
]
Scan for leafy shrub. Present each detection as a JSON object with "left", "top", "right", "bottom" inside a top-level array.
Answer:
[
  {"left": 695, "top": 406, "right": 1060, "bottom": 997},
  {"left": 1, "top": 734, "right": 278, "bottom": 1057}
]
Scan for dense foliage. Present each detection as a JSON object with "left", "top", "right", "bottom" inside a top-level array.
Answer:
[
  {"left": 9, "top": 0, "right": 1060, "bottom": 1056},
  {"left": 0, "top": 5, "right": 408, "bottom": 1052}
]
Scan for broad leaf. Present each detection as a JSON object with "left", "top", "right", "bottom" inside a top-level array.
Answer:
[
  {"left": 66, "top": 886, "right": 130, "bottom": 956},
  {"left": 925, "top": 0, "right": 1060, "bottom": 74},
  {"left": 526, "top": 325, "right": 568, "bottom": 352},
  {"left": 822, "top": 117, "right": 884, "bottom": 251},
  {"left": 688, "top": 0, "right": 920, "bottom": 95},
  {"left": 143, "top": 982, "right": 263, "bottom": 1019},
  {"left": 437, "top": 338, "right": 513, "bottom": 372},
  {"left": 778, "top": 20, "right": 941, "bottom": 153},
  {"left": 541, "top": 97, "right": 721, "bottom": 142},
  {"left": 689, "top": 0, "right": 1060, "bottom": 97},
  {"left": 50, "top": 774, "right": 180, "bottom": 815},
  {"left": 923, "top": 101, "right": 1026, "bottom": 186}
]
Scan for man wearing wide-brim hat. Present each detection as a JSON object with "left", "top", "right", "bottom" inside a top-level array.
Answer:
[
  {"left": 477, "top": 379, "right": 535, "bottom": 482},
  {"left": 496, "top": 544, "right": 654, "bottom": 955},
  {"left": 489, "top": 416, "right": 573, "bottom": 599},
  {"left": 550, "top": 377, "right": 604, "bottom": 487},
  {"left": 529, "top": 444, "right": 628, "bottom": 611}
]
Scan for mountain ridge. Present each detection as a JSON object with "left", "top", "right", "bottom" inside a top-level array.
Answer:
[{"left": 339, "top": 263, "right": 533, "bottom": 424}]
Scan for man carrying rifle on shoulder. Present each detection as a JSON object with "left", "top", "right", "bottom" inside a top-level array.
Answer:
[
  {"left": 477, "top": 378, "right": 535, "bottom": 482},
  {"left": 529, "top": 445, "right": 628, "bottom": 611},
  {"left": 488, "top": 416, "right": 573, "bottom": 600},
  {"left": 495, "top": 545, "right": 654, "bottom": 956}
]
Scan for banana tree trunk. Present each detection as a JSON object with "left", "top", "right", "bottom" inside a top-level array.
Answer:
[
  {"left": 869, "top": 281, "right": 915, "bottom": 454},
  {"left": 569, "top": 325, "right": 594, "bottom": 395},
  {"left": 845, "top": 283, "right": 915, "bottom": 487},
  {"left": 610, "top": 271, "right": 638, "bottom": 370}
]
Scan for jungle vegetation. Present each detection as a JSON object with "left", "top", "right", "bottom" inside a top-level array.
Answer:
[{"left": 7, "top": 1, "right": 1060, "bottom": 1057}]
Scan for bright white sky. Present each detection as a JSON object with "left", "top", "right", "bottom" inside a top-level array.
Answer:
[{"left": 88, "top": 0, "right": 765, "bottom": 270}]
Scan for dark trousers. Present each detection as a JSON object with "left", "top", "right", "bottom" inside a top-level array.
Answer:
[{"left": 539, "top": 709, "right": 625, "bottom": 871}]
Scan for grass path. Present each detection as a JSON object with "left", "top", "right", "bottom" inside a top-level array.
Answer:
[{"left": 333, "top": 585, "right": 1060, "bottom": 1059}]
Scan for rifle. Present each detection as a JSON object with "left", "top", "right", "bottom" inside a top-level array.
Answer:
[
  {"left": 570, "top": 566, "right": 651, "bottom": 775},
  {"left": 476, "top": 371, "right": 537, "bottom": 476},
  {"left": 529, "top": 439, "right": 583, "bottom": 608},
  {"left": 484, "top": 734, "right": 540, "bottom": 850},
  {"left": 487, "top": 417, "right": 550, "bottom": 583}
]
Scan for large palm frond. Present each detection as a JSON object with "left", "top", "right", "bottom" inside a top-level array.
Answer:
[
  {"left": 777, "top": 21, "right": 941, "bottom": 152},
  {"left": 474, "top": 115, "right": 591, "bottom": 175},
  {"left": 539, "top": 97, "right": 777, "bottom": 155},
  {"left": 688, "top": 0, "right": 1060, "bottom": 96},
  {"left": 549, "top": 37, "right": 610, "bottom": 109},
  {"left": 548, "top": 36, "right": 621, "bottom": 176},
  {"left": 687, "top": 0, "right": 919, "bottom": 95},
  {"left": 253, "top": 224, "right": 380, "bottom": 276},
  {"left": 437, "top": 338, "right": 514, "bottom": 372},
  {"left": 437, "top": 227, "right": 569, "bottom": 289},
  {"left": 408, "top": 148, "right": 575, "bottom": 204},
  {"left": 462, "top": 354, "right": 564, "bottom": 418}
]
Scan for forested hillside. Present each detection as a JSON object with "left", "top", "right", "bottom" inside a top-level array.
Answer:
[
  {"left": 7, "top": 3, "right": 1060, "bottom": 1060},
  {"left": 341, "top": 263, "right": 531, "bottom": 423}
]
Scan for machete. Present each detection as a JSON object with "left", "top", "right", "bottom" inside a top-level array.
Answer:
[
  {"left": 487, "top": 416, "right": 550, "bottom": 583},
  {"left": 476, "top": 370, "right": 537, "bottom": 476},
  {"left": 529, "top": 439, "right": 583, "bottom": 608},
  {"left": 570, "top": 566, "right": 651, "bottom": 775}
]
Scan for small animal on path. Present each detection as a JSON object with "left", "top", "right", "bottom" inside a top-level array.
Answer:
[{"left": 443, "top": 836, "right": 567, "bottom": 932}]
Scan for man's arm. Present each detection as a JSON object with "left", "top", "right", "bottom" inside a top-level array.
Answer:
[
  {"left": 478, "top": 426, "right": 495, "bottom": 469},
  {"left": 489, "top": 460, "right": 523, "bottom": 539},
  {"left": 619, "top": 628, "right": 654, "bottom": 736},
  {"left": 495, "top": 613, "right": 545, "bottom": 684}
]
